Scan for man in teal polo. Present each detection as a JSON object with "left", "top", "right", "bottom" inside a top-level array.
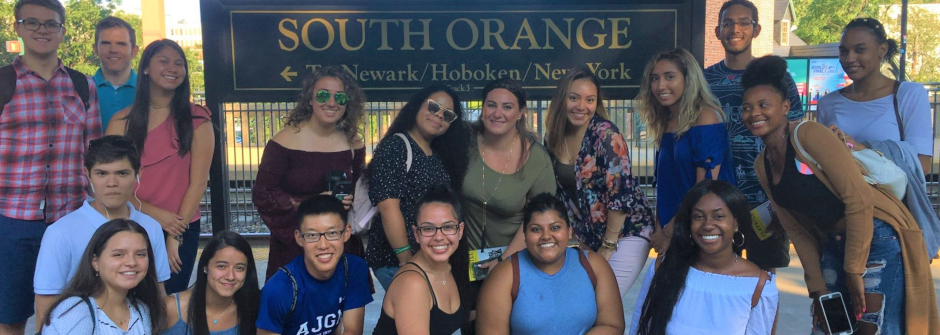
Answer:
[{"left": 92, "top": 16, "right": 139, "bottom": 131}]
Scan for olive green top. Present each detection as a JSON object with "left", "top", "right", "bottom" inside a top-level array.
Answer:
[{"left": 461, "top": 141, "right": 557, "bottom": 250}]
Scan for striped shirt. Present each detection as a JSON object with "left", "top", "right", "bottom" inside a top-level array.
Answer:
[{"left": 0, "top": 57, "right": 101, "bottom": 222}]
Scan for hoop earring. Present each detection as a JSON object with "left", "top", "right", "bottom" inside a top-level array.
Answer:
[
  {"left": 733, "top": 231, "right": 746, "bottom": 247},
  {"left": 689, "top": 234, "right": 695, "bottom": 246}
]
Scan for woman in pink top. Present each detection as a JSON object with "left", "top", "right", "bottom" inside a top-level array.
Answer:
[{"left": 106, "top": 39, "right": 214, "bottom": 294}]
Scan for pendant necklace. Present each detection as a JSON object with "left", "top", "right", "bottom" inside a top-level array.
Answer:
[
  {"left": 209, "top": 299, "right": 235, "bottom": 324},
  {"left": 480, "top": 134, "right": 515, "bottom": 248}
]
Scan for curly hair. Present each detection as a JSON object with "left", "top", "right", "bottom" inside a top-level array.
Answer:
[{"left": 284, "top": 66, "right": 366, "bottom": 143}]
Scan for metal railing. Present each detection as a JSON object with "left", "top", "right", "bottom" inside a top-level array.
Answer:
[{"left": 197, "top": 84, "right": 940, "bottom": 235}]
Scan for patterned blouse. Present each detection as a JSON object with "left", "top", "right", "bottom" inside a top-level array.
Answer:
[{"left": 553, "top": 115, "right": 654, "bottom": 251}]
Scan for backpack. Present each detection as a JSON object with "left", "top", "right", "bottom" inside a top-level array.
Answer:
[
  {"left": 278, "top": 255, "right": 349, "bottom": 331},
  {"left": 348, "top": 133, "right": 413, "bottom": 234},
  {"left": 510, "top": 247, "right": 596, "bottom": 303},
  {"left": 0, "top": 64, "right": 91, "bottom": 113}
]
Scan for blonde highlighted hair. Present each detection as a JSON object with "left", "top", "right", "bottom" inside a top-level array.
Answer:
[
  {"left": 636, "top": 48, "right": 722, "bottom": 146},
  {"left": 544, "top": 67, "right": 609, "bottom": 156}
]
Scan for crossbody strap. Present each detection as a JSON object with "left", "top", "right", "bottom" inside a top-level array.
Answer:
[
  {"left": 278, "top": 266, "right": 299, "bottom": 330},
  {"left": 751, "top": 271, "right": 770, "bottom": 308},
  {"left": 510, "top": 255, "right": 521, "bottom": 303},
  {"left": 892, "top": 80, "right": 904, "bottom": 141},
  {"left": 791, "top": 121, "right": 819, "bottom": 169}
]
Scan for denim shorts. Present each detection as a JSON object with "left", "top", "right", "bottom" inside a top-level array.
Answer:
[
  {"left": 812, "top": 218, "right": 904, "bottom": 335},
  {"left": 0, "top": 215, "right": 47, "bottom": 324}
]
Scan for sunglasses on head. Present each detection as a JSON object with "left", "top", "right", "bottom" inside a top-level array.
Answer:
[
  {"left": 315, "top": 89, "right": 349, "bottom": 106},
  {"left": 427, "top": 99, "right": 458, "bottom": 123}
]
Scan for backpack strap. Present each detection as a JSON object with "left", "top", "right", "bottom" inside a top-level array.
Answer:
[
  {"left": 0, "top": 65, "right": 16, "bottom": 111},
  {"left": 278, "top": 265, "right": 299, "bottom": 330},
  {"left": 82, "top": 296, "right": 96, "bottom": 334},
  {"left": 575, "top": 247, "right": 597, "bottom": 288},
  {"left": 65, "top": 67, "right": 90, "bottom": 110},
  {"left": 751, "top": 271, "right": 770, "bottom": 308},
  {"left": 892, "top": 80, "right": 904, "bottom": 141},
  {"left": 510, "top": 254, "right": 521, "bottom": 303},
  {"left": 341, "top": 255, "right": 348, "bottom": 311},
  {"left": 394, "top": 133, "right": 413, "bottom": 172},
  {"left": 510, "top": 248, "right": 597, "bottom": 304}
]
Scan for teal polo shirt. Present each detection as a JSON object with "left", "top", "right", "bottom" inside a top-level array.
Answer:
[{"left": 92, "top": 69, "right": 137, "bottom": 131}]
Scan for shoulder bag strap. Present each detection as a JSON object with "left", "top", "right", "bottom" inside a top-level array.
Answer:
[
  {"left": 394, "top": 133, "right": 413, "bottom": 172},
  {"left": 342, "top": 255, "right": 348, "bottom": 310},
  {"left": 791, "top": 121, "right": 819, "bottom": 169},
  {"left": 576, "top": 247, "right": 597, "bottom": 289},
  {"left": 0, "top": 65, "right": 15, "bottom": 112},
  {"left": 510, "top": 255, "right": 520, "bottom": 303},
  {"left": 82, "top": 296, "right": 96, "bottom": 334},
  {"left": 751, "top": 271, "right": 770, "bottom": 308},
  {"left": 893, "top": 80, "right": 904, "bottom": 141},
  {"left": 278, "top": 266, "right": 299, "bottom": 330}
]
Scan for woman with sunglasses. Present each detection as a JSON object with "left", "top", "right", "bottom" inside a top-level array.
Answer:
[
  {"left": 106, "top": 39, "right": 214, "bottom": 294},
  {"left": 252, "top": 66, "right": 368, "bottom": 280},
  {"left": 363, "top": 84, "right": 471, "bottom": 290},
  {"left": 543, "top": 67, "right": 655, "bottom": 297},
  {"left": 374, "top": 185, "right": 469, "bottom": 335}
]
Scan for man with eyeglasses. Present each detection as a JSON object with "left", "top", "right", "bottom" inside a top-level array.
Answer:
[
  {"left": 257, "top": 195, "right": 372, "bottom": 335},
  {"left": 0, "top": 1, "right": 101, "bottom": 333},
  {"left": 703, "top": 0, "right": 802, "bottom": 272}
]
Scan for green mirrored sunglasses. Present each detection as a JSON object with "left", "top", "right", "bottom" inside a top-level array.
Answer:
[{"left": 315, "top": 89, "right": 349, "bottom": 105}]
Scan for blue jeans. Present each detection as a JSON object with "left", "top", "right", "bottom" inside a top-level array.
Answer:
[
  {"left": 813, "top": 218, "right": 904, "bottom": 335},
  {"left": 0, "top": 215, "right": 46, "bottom": 324},
  {"left": 373, "top": 265, "right": 401, "bottom": 292},
  {"left": 163, "top": 219, "right": 201, "bottom": 294}
]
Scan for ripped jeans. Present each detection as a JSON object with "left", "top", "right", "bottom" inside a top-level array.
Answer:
[{"left": 812, "top": 218, "right": 905, "bottom": 335}]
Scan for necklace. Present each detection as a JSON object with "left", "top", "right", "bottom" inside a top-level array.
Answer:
[
  {"left": 480, "top": 134, "right": 516, "bottom": 248},
  {"left": 149, "top": 104, "right": 169, "bottom": 109},
  {"left": 417, "top": 259, "right": 448, "bottom": 285},
  {"left": 208, "top": 299, "right": 235, "bottom": 324}
]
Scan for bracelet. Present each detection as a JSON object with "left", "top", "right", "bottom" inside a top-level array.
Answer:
[
  {"left": 601, "top": 239, "right": 618, "bottom": 251},
  {"left": 393, "top": 245, "right": 411, "bottom": 255},
  {"left": 172, "top": 235, "right": 183, "bottom": 243},
  {"left": 606, "top": 226, "right": 622, "bottom": 233}
]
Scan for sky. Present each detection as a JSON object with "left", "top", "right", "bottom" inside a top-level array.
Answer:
[{"left": 117, "top": 0, "right": 201, "bottom": 22}]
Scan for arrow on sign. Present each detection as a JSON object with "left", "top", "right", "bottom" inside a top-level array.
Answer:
[{"left": 280, "top": 66, "right": 298, "bottom": 82}]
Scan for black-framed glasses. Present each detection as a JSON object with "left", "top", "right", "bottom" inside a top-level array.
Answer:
[
  {"left": 298, "top": 228, "right": 346, "bottom": 243},
  {"left": 315, "top": 89, "right": 349, "bottom": 106},
  {"left": 427, "top": 99, "right": 458, "bottom": 123},
  {"left": 416, "top": 223, "right": 460, "bottom": 237},
  {"left": 719, "top": 19, "right": 756, "bottom": 30},
  {"left": 16, "top": 19, "right": 63, "bottom": 33}
]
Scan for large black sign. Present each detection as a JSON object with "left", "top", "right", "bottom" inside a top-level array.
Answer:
[{"left": 202, "top": 1, "right": 705, "bottom": 102}]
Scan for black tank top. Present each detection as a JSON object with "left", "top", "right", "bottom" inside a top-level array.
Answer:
[
  {"left": 766, "top": 138, "right": 845, "bottom": 233},
  {"left": 372, "top": 262, "right": 465, "bottom": 335}
]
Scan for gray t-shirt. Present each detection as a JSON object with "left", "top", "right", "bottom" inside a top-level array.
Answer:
[{"left": 461, "top": 140, "right": 556, "bottom": 250}]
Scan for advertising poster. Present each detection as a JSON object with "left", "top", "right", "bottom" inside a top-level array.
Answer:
[
  {"left": 808, "top": 58, "right": 850, "bottom": 106},
  {"left": 785, "top": 58, "right": 808, "bottom": 107}
]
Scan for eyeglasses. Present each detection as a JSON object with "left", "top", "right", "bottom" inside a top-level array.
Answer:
[
  {"left": 298, "top": 228, "right": 346, "bottom": 243},
  {"left": 16, "top": 19, "right": 63, "bottom": 33},
  {"left": 416, "top": 223, "right": 461, "bottom": 237},
  {"left": 720, "top": 20, "right": 756, "bottom": 30},
  {"left": 427, "top": 100, "right": 458, "bottom": 124},
  {"left": 315, "top": 89, "right": 349, "bottom": 106}
]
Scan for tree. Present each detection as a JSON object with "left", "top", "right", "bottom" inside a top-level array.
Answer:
[
  {"left": 881, "top": 5, "right": 940, "bottom": 83},
  {"left": 60, "top": 0, "right": 111, "bottom": 74},
  {"left": 0, "top": 0, "right": 17, "bottom": 65},
  {"left": 792, "top": 0, "right": 894, "bottom": 45}
]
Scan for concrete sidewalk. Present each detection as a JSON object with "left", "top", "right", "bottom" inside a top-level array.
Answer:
[{"left": 26, "top": 246, "right": 940, "bottom": 334}]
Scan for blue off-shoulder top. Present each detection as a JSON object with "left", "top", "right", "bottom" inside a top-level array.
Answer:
[{"left": 655, "top": 123, "right": 737, "bottom": 226}]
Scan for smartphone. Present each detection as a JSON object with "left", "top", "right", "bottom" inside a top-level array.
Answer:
[
  {"left": 818, "top": 292, "right": 854, "bottom": 335},
  {"left": 332, "top": 181, "right": 353, "bottom": 200}
]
